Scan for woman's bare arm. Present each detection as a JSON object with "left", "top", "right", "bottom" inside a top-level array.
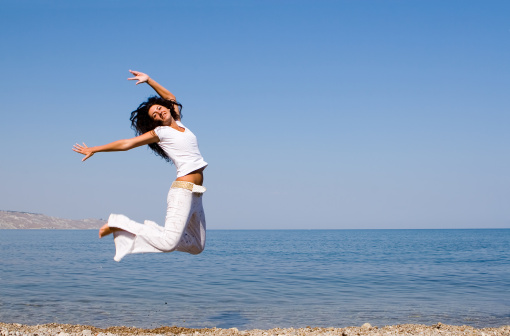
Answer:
[
  {"left": 73, "top": 131, "right": 159, "bottom": 162},
  {"left": 128, "top": 70, "right": 176, "bottom": 101}
]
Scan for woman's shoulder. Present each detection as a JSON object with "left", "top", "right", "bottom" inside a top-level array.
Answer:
[
  {"left": 154, "top": 125, "right": 170, "bottom": 132},
  {"left": 153, "top": 125, "right": 171, "bottom": 138},
  {"left": 154, "top": 122, "right": 187, "bottom": 138}
]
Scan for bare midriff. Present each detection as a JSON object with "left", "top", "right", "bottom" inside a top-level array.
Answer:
[{"left": 175, "top": 167, "right": 205, "bottom": 186}]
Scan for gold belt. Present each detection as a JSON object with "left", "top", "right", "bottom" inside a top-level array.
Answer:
[{"left": 171, "top": 181, "right": 207, "bottom": 194}]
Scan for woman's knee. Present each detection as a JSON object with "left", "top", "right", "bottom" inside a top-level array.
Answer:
[
  {"left": 188, "top": 244, "right": 204, "bottom": 255},
  {"left": 158, "top": 232, "right": 182, "bottom": 252}
]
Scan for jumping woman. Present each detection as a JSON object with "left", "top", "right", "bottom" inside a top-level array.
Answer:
[{"left": 73, "top": 70, "right": 208, "bottom": 262}]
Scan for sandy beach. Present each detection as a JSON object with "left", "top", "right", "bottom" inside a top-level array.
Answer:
[{"left": 1, "top": 323, "right": 509, "bottom": 336}]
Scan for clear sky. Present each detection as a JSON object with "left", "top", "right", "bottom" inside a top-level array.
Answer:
[{"left": 1, "top": 0, "right": 508, "bottom": 229}]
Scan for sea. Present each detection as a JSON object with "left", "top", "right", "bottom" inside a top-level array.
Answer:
[{"left": 0, "top": 229, "right": 509, "bottom": 330}]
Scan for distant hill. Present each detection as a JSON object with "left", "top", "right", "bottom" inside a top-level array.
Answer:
[{"left": 0, "top": 210, "right": 105, "bottom": 229}]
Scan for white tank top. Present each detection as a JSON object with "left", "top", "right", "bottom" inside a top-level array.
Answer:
[{"left": 153, "top": 121, "right": 208, "bottom": 177}]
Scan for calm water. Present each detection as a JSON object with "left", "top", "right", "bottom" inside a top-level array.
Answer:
[{"left": 0, "top": 229, "right": 509, "bottom": 329}]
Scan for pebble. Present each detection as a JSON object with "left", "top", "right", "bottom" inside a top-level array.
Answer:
[{"left": 1, "top": 322, "right": 510, "bottom": 336}]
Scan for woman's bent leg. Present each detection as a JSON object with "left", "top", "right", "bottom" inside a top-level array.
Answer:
[
  {"left": 134, "top": 187, "right": 193, "bottom": 252},
  {"left": 107, "top": 187, "right": 194, "bottom": 261},
  {"left": 108, "top": 214, "right": 165, "bottom": 261},
  {"left": 176, "top": 194, "right": 206, "bottom": 254}
]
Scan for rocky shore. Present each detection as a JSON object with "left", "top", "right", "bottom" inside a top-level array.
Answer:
[
  {"left": 1, "top": 323, "right": 509, "bottom": 336},
  {"left": 0, "top": 211, "right": 104, "bottom": 229}
]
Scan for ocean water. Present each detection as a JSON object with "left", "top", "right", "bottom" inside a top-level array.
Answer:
[{"left": 0, "top": 229, "right": 509, "bottom": 329}]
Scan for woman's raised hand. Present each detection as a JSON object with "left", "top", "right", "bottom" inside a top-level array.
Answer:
[
  {"left": 128, "top": 70, "right": 150, "bottom": 85},
  {"left": 73, "top": 143, "right": 95, "bottom": 162}
]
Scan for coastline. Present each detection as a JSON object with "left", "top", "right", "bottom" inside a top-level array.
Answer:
[{"left": 1, "top": 323, "right": 509, "bottom": 336}]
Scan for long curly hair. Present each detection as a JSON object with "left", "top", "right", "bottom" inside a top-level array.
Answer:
[{"left": 130, "top": 96, "right": 183, "bottom": 162}]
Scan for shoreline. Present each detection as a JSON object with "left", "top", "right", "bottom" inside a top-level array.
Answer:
[{"left": 1, "top": 323, "right": 509, "bottom": 336}]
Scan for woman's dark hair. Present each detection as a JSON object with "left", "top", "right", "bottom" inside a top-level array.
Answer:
[{"left": 130, "top": 96, "right": 183, "bottom": 162}]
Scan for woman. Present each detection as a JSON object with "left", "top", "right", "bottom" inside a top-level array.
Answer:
[{"left": 73, "top": 70, "right": 208, "bottom": 262}]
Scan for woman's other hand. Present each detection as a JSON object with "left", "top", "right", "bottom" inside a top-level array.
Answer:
[
  {"left": 73, "top": 142, "right": 95, "bottom": 162},
  {"left": 128, "top": 70, "right": 150, "bottom": 85}
]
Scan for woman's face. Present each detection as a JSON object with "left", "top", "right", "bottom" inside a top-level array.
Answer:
[{"left": 148, "top": 104, "right": 172, "bottom": 125}]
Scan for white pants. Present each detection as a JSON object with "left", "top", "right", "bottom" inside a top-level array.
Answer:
[{"left": 107, "top": 187, "right": 206, "bottom": 262}]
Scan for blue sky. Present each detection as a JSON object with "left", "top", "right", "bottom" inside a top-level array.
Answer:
[{"left": 0, "top": 0, "right": 508, "bottom": 229}]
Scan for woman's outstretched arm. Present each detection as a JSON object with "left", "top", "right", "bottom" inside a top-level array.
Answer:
[
  {"left": 128, "top": 70, "right": 176, "bottom": 101},
  {"left": 73, "top": 131, "right": 159, "bottom": 162}
]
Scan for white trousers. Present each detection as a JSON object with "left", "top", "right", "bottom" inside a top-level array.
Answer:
[{"left": 107, "top": 187, "right": 206, "bottom": 262}]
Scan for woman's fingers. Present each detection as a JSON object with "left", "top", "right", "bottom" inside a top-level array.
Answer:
[
  {"left": 127, "top": 77, "right": 144, "bottom": 84},
  {"left": 72, "top": 142, "right": 93, "bottom": 161},
  {"left": 82, "top": 153, "right": 94, "bottom": 162},
  {"left": 128, "top": 70, "right": 148, "bottom": 84},
  {"left": 128, "top": 70, "right": 141, "bottom": 78},
  {"left": 129, "top": 69, "right": 145, "bottom": 76},
  {"left": 73, "top": 143, "right": 86, "bottom": 149},
  {"left": 128, "top": 79, "right": 146, "bottom": 85},
  {"left": 72, "top": 143, "right": 90, "bottom": 156}
]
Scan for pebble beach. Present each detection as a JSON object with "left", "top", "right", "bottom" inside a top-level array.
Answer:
[{"left": 1, "top": 323, "right": 509, "bottom": 336}]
